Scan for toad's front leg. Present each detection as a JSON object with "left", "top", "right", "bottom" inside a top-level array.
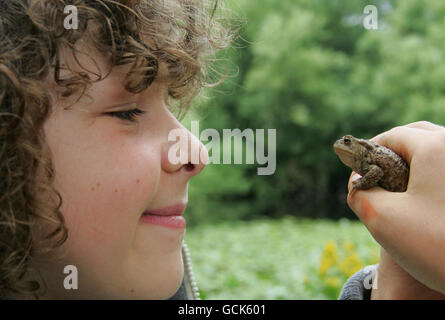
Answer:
[{"left": 352, "top": 164, "right": 384, "bottom": 191}]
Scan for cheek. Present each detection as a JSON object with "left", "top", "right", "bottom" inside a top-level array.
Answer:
[
  {"left": 46, "top": 118, "right": 161, "bottom": 265},
  {"left": 63, "top": 154, "right": 159, "bottom": 262}
]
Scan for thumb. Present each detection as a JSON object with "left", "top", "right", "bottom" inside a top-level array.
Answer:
[{"left": 346, "top": 172, "right": 406, "bottom": 239}]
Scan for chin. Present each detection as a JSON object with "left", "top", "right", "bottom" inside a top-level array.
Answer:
[
  {"left": 161, "top": 254, "right": 185, "bottom": 299},
  {"left": 143, "top": 250, "right": 184, "bottom": 300}
]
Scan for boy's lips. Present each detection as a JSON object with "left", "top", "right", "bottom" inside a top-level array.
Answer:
[
  {"left": 141, "top": 203, "right": 187, "bottom": 229},
  {"left": 142, "top": 203, "right": 187, "bottom": 216}
]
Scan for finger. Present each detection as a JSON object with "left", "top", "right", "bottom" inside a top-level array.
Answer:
[
  {"left": 369, "top": 126, "right": 426, "bottom": 165},
  {"left": 346, "top": 183, "right": 406, "bottom": 239},
  {"left": 347, "top": 171, "right": 361, "bottom": 194},
  {"left": 404, "top": 121, "right": 445, "bottom": 131}
]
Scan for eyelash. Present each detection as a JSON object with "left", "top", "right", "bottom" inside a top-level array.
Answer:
[{"left": 106, "top": 108, "right": 146, "bottom": 122}]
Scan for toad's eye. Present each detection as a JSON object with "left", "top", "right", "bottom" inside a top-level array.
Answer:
[
  {"left": 106, "top": 108, "right": 146, "bottom": 122},
  {"left": 343, "top": 137, "right": 351, "bottom": 145}
]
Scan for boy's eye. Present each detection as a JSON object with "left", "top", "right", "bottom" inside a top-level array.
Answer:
[{"left": 106, "top": 108, "right": 146, "bottom": 122}]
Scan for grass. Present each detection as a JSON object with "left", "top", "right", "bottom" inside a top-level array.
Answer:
[{"left": 184, "top": 216, "right": 379, "bottom": 299}]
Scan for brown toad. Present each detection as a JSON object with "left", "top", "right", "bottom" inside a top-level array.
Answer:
[{"left": 333, "top": 135, "right": 409, "bottom": 192}]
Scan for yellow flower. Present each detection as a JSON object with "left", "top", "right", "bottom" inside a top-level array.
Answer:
[
  {"left": 324, "top": 240, "right": 337, "bottom": 256},
  {"left": 325, "top": 276, "right": 340, "bottom": 288},
  {"left": 339, "top": 253, "right": 363, "bottom": 277},
  {"left": 343, "top": 241, "right": 355, "bottom": 253},
  {"left": 319, "top": 240, "right": 338, "bottom": 276}
]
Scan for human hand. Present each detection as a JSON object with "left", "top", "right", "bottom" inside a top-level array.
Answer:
[{"left": 347, "top": 121, "right": 445, "bottom": 296}]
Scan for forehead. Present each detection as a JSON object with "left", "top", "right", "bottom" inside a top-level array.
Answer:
[{"left": 49, "top": 39, "right": 167, "bottom": 108}]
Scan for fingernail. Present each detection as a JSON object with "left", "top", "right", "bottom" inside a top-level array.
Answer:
[{"left": 348, "top": 172, "right": 361, "bottom": 193}]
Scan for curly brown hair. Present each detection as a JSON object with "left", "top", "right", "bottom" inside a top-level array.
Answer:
[{"left": 0, "top": 0, "right": 235, "bottom": 299}]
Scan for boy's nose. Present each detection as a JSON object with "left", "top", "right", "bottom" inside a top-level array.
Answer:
[{"left": 161, "top": 129, "right": 208, "bottom": 176}]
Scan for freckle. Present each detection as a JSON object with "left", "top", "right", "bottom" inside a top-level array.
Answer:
[
  {"left": 136, "top": 179, "right": 140, "bottom": 184},
  {"left": 114, "top": 189, "right": 118, "bottom": 192},
  {"left": 361, "top": 198, "right": 377, "bottom": 221},
  {"left": 96, "top": 182, "right": 101, "bottom": 187},
  {"left": 130, "top": 289, "right": 134, "bottom": 293},
  {"left": 91, "top": 186, "right": 95, "bottom": 191}
]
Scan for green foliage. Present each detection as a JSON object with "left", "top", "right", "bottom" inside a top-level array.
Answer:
[{"left": 184, "top": 217, "right": 378, "bottom": 299}]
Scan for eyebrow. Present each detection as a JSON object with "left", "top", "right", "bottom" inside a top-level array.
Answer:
[
  {"left": 94, "top": 64, "right": 141, "bottom": 100},
  {"left": 59, "top": 55, "right": 165, "bottom": 112}
]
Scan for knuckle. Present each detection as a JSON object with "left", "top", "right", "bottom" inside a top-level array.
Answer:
[
  {"left": 408, "top": 120, "right": 432, "bottom": 128},
  {"left": 384, "top": 125, "right": 406, "bottom": 138},
  {"left": 376, "top": 126, "right": 407, "bottom": 144},
  {"left": 423, "top": 131, "right": 445, "bottom": 155},
  {"left": 391, "top": 125, "right": 410, "bottom": 134},
  {"left": 372, "top": 126, "right": 408, "bottom": 144}
]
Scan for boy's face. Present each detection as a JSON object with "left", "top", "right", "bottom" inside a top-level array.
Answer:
[{"left": 39, "top": 47, "right": 207, "bottom": 299}]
